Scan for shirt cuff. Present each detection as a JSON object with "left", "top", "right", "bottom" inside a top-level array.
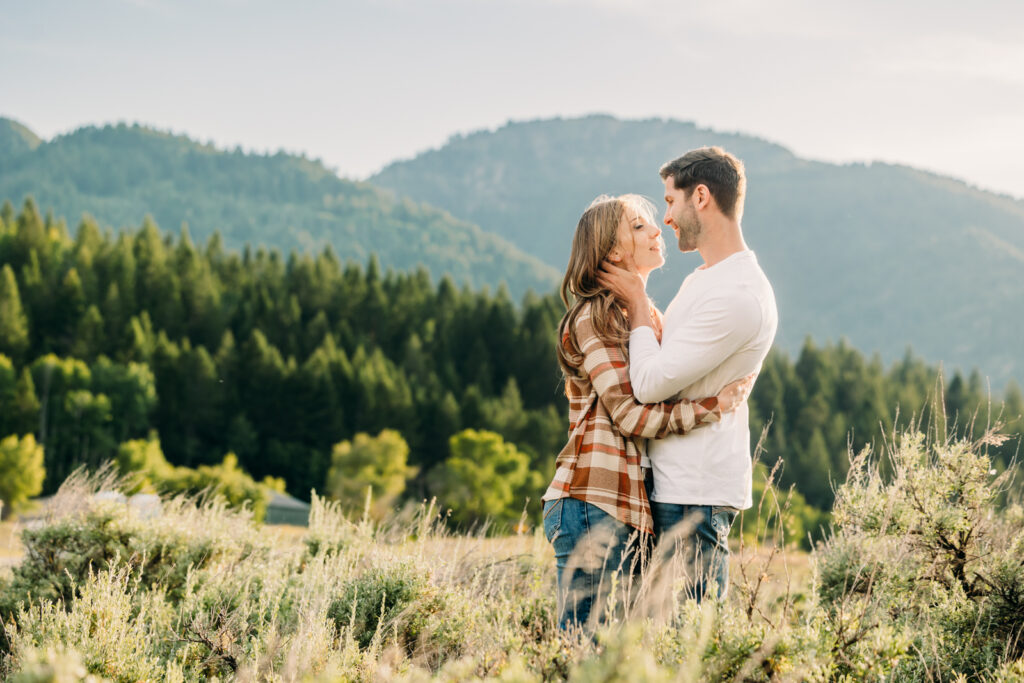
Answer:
[
  {"left": 629, "top": 325, "right": 659, "bottom": 347},
  {"left": 693, "top": 397, "right": 721, "bottom": 424}
]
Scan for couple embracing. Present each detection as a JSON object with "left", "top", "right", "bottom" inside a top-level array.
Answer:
[{"left": 541, "top": 146, "right": 778, "bottom": 630}]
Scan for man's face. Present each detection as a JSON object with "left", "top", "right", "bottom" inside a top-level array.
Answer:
[{"left": 663, "top": 176, "right": 701, "bottom": 253}]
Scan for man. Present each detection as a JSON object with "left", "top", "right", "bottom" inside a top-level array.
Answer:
[{"left": 598, "top": 146, "right": 778, "bottom": 601}]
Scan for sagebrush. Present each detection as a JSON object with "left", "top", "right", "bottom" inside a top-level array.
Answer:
[{"left": 0, "top": 427, "right": 1021, "bottom": 681}]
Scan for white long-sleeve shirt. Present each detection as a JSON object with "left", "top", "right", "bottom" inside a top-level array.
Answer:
[{"left": 630, "top": 249, "right": 778, "bottom": 509}]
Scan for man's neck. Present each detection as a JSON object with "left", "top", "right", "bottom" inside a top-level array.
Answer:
[{"left": 697, "top": 222, "right": 748, "bottom": 268}]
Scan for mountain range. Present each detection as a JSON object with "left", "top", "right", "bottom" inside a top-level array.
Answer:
[
  {"left": 2, "top": 114, "right": 1022, "bottom": 386},
  {"left": 373, "top": 115, "right": 1024, "bottom": 386},
  {"left": 0, "top": 118, "right": 559, "bottom": 298}
]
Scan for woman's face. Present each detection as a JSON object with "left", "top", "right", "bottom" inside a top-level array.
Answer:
[{"left": 613, "top": 203, "right": 665, "bottom": 276}]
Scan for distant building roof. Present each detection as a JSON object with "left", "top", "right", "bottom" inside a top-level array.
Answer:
[{"left": 268, "top": 491, "right": 310, "bottom": 511}]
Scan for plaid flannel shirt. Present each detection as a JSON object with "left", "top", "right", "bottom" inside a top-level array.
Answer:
[{"left": 542, "top": 301, "right": 721, "bottom": 534}]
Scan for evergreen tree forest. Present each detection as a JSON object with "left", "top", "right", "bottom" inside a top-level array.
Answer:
[{"left": 0, "top": 197, "right": 1021, "bottom": 521}]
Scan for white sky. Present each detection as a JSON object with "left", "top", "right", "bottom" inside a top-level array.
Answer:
[{"left": 3, "top": 0, "right": 1023, "bottom": 199}]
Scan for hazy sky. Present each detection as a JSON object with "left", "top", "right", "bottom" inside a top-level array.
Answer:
[{"left": 4, "top": 0, "right": 1023, "bottom": 198}]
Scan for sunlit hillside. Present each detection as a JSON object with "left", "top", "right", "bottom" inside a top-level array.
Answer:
[{"left": 373, "top": 115, "right": 1024, "bottom": 386}]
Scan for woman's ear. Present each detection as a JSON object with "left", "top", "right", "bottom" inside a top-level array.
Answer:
[{"left": 608, "top": 248, "right": 623, "bottom": 263}]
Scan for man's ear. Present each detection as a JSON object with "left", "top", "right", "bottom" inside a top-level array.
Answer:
[{"left": 694, "top": 184, "right": 712, "bottom": 211}]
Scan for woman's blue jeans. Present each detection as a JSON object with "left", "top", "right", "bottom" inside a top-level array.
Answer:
[{"left": 542, "top": 497, "right": 645, "bottom": 631}]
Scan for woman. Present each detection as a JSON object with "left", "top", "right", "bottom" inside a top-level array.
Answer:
[{"left": 541, "top": 194, "right": 751, "bottom": 631}]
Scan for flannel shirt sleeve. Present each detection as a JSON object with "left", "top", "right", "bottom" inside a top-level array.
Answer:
[{"left": 575, "top": 310, "right": 720, "bottom": 438}]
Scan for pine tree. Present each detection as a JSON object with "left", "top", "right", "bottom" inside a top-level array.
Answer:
[
  {"left": 0, "top": 354, "right": 16, "bottom": 434},
  {"left": 0, "top": 264, "right": 29, "bottom": 359},
  {"left": 0, "top": 200, "right": 14, "bottom": 229},
  {"left": 91, "top": 357, "right": 156, "bottom": 444},
  {"left": 14, "top": 367, "right": 40, "bottom": 437},
  {"left": 798, "top": 429, "right": 834, "bottom": 509},
  {"left": 945, "top": 370, "right": 967, "bottom": 429},
  {"left": 30, "top": 354, "right": 93, "bottom": 489},
  {"left": 55, "top": 268, "right": 87, "bottom": 351},
  {"left": 71, "top": 305, "right": 104, "bottom": 360},
  {"left": 12, "top": 198, "right": 46, "bottom": 269},
  {"left": 72, "top": 216, "right": 103, "bottom": 299},
  {"left": 102, "top": 282, "right": 124, "bottom": 343}
]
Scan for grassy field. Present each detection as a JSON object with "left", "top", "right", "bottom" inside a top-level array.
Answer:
[
  {"left": 0, "top": 516, "right": 813, "bottom": 600},
  {"left": 1, "top": 431, "right": 1021, "bottom": 681}
]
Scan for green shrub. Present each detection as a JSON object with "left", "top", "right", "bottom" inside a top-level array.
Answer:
[
  {"left": 3, "top": 646, "right": 106, "bottom": 683},
  {"left": 328, "top": 562, "right": 432, "bottom": 649},
  {"left": 0, "top": 470, "right": 268, "bottom": 665},
  {"left": 427, "top": 429, "right": 541, "bottom": 530},
  {"left": 815, "top": 428, "right": 1022, "bottom": 680},
  {"left": 325, "top": 430, "right": 417, "bottom": 521},
  {"left": 0, "top": 504, "right": 142, "bottom": 616},
  {"left": 981, "top": 527, "right": 1024, "bottom": 658},
  {"left": 115, "top": 437, "right": 172, "bottom": 494},
  {"left": 5, "top": 565, "right": 169, "bottom": 682},
  {"left": 0, "top": 434, "right": 45, "bottom": 519},
  {"left": 327, "top": 561, "right": 469, "bottom": 664},
  {"left": 163, "top": 453, "right": 271, "bottom": 522},
  {"left": 302, "top": 492, "right": 363, "bottom": 559},
  {"left": 1, "top": 501, "right": 263, "bottom": 621}
]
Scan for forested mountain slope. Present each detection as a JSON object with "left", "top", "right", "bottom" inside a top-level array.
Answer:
[
  {"left": 373, "top": 115, "right": 1024, "bottom": 385},
  {"left": 0, "top": 118, "right": 558, "bottom": 298}
]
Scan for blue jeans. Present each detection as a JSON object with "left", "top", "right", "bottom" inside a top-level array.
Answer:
[
  {"left": 650, "top": 502, "right": 737, "bottom": 601},
  {"left": 542, "top": 497, "right": 645, "bottom": 631}
]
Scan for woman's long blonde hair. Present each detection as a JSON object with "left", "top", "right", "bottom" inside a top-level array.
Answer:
[{"left": 557, "top": 194, "right": 656, "bottom": 380}]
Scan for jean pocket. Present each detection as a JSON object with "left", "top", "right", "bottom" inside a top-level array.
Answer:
[
  {"left": 709, "top": 506, "right": 737, "bottom": 538},
  {"left": 542, "top": 499, "right": 564, "bottom": 543}
]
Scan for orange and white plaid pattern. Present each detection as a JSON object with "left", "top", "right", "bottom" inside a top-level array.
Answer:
[{"left": 542, "top": 302, "right": 721, "bottom": 534}]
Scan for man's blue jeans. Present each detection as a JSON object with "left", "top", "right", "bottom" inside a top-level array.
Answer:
[
  {"left": 650, "top": 502, "right": 737, "bottom": 601},
  {"left": 542, "top": 497, "right": 644, "bottom": 631}
]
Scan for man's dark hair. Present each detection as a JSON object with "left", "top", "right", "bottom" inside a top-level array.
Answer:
[{"left": 659, "top": 147, "right": 746, "bottom": 219}]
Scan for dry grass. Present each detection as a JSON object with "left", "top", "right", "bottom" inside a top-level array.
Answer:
[
  {"left": 5, "top": 429, "right": 1021, "bottom": 680},
  {"left": 0, "top": 512, "right": 815, "bottom": 601},
  {"left": 0, "top": 520, "right": 23, "bottom": 570}
]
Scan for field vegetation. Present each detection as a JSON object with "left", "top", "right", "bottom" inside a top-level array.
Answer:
[{"left": 1, "top": 423, "right": 1021, "bottom": 681}]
